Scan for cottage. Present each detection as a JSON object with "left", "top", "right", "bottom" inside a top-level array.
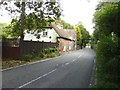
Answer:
[
  {"left": 24, "top": 27, "right": 58, "bottom": 43},
  {"left": 24, "top": 21, "right": 77, "bottom": 53}
]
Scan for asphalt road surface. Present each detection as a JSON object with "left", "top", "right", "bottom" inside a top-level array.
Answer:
[{"left": 2, "top": 48, "right": 96, "bottom": 89}]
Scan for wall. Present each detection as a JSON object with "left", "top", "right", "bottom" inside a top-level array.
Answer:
[
  {"left": 24, "top": 29, "right": 58, "bottom": 43},
  {"left": 58, "top": 38, "right": 76, "bottom": 53}
]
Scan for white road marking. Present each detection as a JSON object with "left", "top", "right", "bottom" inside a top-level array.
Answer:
[
  {"left": 71, "top": 59, "right": 76, "bottom": 63},
  {"left": 18, "top": 69, "right": 57, "bottom": 88},
  {"left": 78, "top": 55, "right": 82, "bottom": 58},
  {"left": 94, "top": 59, "right": 96, "bottom": 63},
  {"left": 65, "top": 62, "right": 70, "bottom": 65},
  {"left": 77, "top": 52, "right": 85, "bottom": 59}
]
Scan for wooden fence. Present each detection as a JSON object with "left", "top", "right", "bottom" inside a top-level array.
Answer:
[{"left": 2, "top": 39, "right": 58, "bottom": 60}]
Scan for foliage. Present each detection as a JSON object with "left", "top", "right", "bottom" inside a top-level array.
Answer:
[
  {"left": 2, "top": 19, "right": 21, "bottom": 38},
  {"left": 93, "top": 2, "right": 120, "bottom": 38},
  {"left": 0, "top": 1, "right": 62, "bottom": 39},
  {"left": 93, "top": 2, "right": 120, "bottom": 88},
  {"left": 75, "top": 22, "right": 90, "bottom": 47},
  {"left": 75, "top": 25, "right": 82, "bottom": 45},
  {"left": 94, "top": 81, "right": 119, "bottom": 88},
  {"left": 42, "top": 47, "right": 58, "bottom": 54},
  {"left": 60, "top": 20, "right": 74, "bottom": 29},
  {"left": 20, "top": 54, "right": 32, "bottom": 61},
  {"left": 20, "top": 47, "right": 59, "bottom": 62},
  {"left": 0, "top": 22, "right": 7, "bottom": 33}
]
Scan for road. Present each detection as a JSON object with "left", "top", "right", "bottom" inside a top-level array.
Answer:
[{"left": 2, "top": 48, "right": 96, "bottom": 89}]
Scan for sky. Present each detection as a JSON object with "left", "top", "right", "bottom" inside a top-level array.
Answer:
[
  {"left": 60, "top": 0, "right": 99, "bottom": 34},
  {"left": 0, "top": 0, "right": 99, "bottom": 34}
]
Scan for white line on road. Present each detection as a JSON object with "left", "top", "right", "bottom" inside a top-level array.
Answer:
[
  {"left": 18, "top": 69, "right": 57, "bottom": 88},
  {"left": 71, "top": 59, "right": 76, "bottom": 62},
  {"left": 94, "top": 59, "right": 96, "bottom": 63},
  {"left": 78, "top": 55, "right": 82, "bottom": 58},
  {"left": 65, "top": 62, "right": 70, "bottom": 65},
  {"left": 77, "top": 52, "right": 85, "bottom": 59}
]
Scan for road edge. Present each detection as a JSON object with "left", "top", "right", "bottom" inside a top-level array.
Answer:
[{"left": 1, "top": 55, "right": 62, "bottom": 72}]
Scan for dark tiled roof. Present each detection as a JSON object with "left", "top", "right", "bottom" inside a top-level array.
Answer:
[
  {"left": 51, "top": 23, "right": 76, "bottom": 41},
  {"left": 64, "top": 29, "right": 76, "bottom": 41}
]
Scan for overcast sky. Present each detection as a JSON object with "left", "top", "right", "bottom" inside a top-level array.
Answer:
[
  {"left": 0, "top": 0, "right": 98, "bottom": 34},
  {"left": 60, "top": 0, "right": 98, "bottom": 34}
]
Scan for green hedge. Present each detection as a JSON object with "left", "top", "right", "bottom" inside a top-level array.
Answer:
[{"left": 95, "top": 35, "right": 120, "bottom": 88}]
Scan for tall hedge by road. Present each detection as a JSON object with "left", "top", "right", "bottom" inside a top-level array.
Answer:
[{"left": 93, "top": 2, "right": 120, "bottom": 88}]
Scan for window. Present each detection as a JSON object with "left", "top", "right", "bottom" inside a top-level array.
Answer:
[
  {"left": 43, "top": 31, "right": 48, "bottom": 37},
  {"left": 49, "top": 36, "right": 51, "bottom": 39}
]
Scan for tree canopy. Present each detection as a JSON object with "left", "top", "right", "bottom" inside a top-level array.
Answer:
[
  {"left": 93, "top": 2, "right": 120, "bottom": 38},
  {"left": 60, "top": 20, "right": 74, "bottom": 29},
  {"left": 0, "top": 0, "right": 62, "bottom": 39},
  {"left": 75, "top": 22, "right": 90, "bottom": 47}
]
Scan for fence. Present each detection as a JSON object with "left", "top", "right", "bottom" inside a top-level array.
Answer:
[
  {"left": 2, "top": 39, "right": 58, "bottom": 60},
  {"left": 21, "top": 41, "right": 58, "bottom": 55}
]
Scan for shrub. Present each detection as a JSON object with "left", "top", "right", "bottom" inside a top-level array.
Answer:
[
  {"left": 39, "top": 53, "right": 44, "bottom": 58},
  {"left": 96, "top": 81, "right": 119, "bottom": 88},
  {"left": 96, "top": 35, "right": 120, "bottom": 88},
  {"left": 46, "top": 53, "right": 56, "bottom": 58},
  {"left": 20, "top": 54, "right": 32, "bottom": 61}
]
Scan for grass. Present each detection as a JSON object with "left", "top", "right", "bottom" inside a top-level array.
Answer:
[
  {"left": 2, "top": 60, "right": 28, "bottom": 69},
  {"left": 2, "top": 52, "right": 60, "bottom": 69}
]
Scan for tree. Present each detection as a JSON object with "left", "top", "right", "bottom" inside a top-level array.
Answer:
[
  {"left": 75, "top": 22, "right": 90, "bottom": 48},
  {"left": 75, "top": 25, "right": 82, "bottom": 45},
  {"left": 60, "top": 20, "right": 74, "bottom": 29},
  {"left": 0, "top": 22, "right": 8, "bottom": 39},
  {"left": 93, "top": 2, "right": 120, "bottom": 38},
  {"left": 0, "top": 0, "right": 62, "bottom": 40},
  {"left": 0, "top": 22, "right": 7, "bottom": 34},
  {"left": 0, "top": 0, "right": 62, "bottom": 57},
  {"left": 2, "top": 19, "right": 20, "bottom": 38},
  {"left": 93, "top": 2, "right": 120, "bottom": 88}
]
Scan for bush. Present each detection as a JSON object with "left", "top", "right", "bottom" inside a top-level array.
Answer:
[
  {"left": 46, "top": 53, "right": 57, "bottom": 58},
  {"left": 42, "top": 47, "right": 58, "bottom": 54},
  {"left": 96, "top": 35, "right": 120, "bottom": 88},
  {"left": 39, "top": 53, "right": 44, "bottom": 58},
  {"left": 96, "top": 81, "right": 119, "bottom": 88},
  {"left": 20, "top": 54, "right": 32, "bottom": 61}
]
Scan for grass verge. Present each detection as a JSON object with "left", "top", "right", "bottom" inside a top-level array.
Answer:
[{"left": 2, "top": 52, "right": 60, "bottom": 69}]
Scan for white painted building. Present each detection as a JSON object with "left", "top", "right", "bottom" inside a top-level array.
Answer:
[{"left": 24, "top": 28, "right": 58, "bottom": 43}]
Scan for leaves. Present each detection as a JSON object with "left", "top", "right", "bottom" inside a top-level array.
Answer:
[
  {"left": 60, "top": 20, "right": 74, "bottom": 29},
  {"left": 93, "top": 2, "right": 120, "bottom": 88},
  {"left": 75, "top": 23, "right": 90, "bottom": 46},
  {"left": 93, "top": 2, "right": 120, "bottom": 37},
  {"left": 1, "top": 1, "right": 62, "bottom": 38}
]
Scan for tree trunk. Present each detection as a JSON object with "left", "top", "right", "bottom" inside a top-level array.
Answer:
[{"left": 20, "top": 1, "right": 25, "bottom": 58}]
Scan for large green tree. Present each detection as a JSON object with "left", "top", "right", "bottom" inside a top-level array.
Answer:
[
  {"left": 75, "top": 22, "right": 90, "bottom": 48},
  {"left": 0, "top": 0, "right": 62, "bottom": 39},
  {"left": 93, "top": 2, "right": 120, "bottom": 38}
]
